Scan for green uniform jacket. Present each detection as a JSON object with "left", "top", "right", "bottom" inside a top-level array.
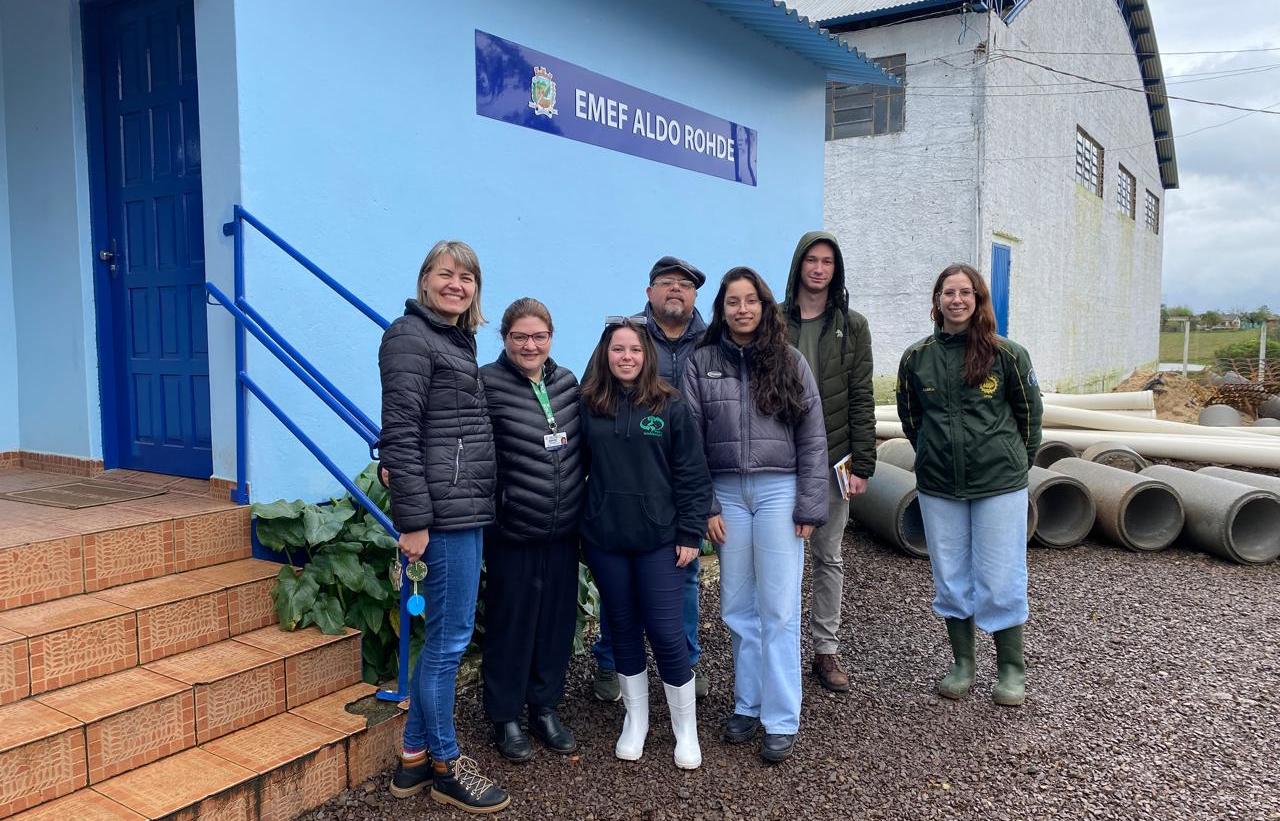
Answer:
[
  {"left": 896, "top": 330, "right": 1044, "bottom": 500},
  {"left": 781, "top": 231, "right": 877, "bottom": 478}
]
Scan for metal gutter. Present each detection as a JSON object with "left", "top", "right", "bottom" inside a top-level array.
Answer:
[
  {"left": 1117, "top": 0, "right": 1178, "bottom": 189},
  {"left": 701, "top": 0, "right": 901, "bottom": 85}
]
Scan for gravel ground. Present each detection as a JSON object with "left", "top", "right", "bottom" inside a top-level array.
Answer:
[{"left": 301, "top": 523, "right": 1280, "bottom": 821}]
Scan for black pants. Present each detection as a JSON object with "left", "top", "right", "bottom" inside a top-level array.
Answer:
[
  {"left": 585, "top": 544, "right": 690, "bottom": 687},
  {"left": 481, "top": 534, "right": 579, "bottom": 723}
]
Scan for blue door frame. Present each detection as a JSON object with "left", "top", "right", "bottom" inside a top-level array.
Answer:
[
  {"left": 990, "top": 242, "right": 1011, "bottom": 337},
  {"left": 82, "top": 0, "right": 212, "bottom": 478}
]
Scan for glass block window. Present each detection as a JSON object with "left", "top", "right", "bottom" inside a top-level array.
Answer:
[
  {"left": 1116, "top": 165, "right": 1136, "bottom": 219},
  {"left": 1075, "top": 127, "right": 1103, "bottom": 197},
  {"left": 826, "top": 54, "right": 906, "bottom": 140},
  {"left": 1144, "top": 189, "right": 1160, "bottom": 233}
]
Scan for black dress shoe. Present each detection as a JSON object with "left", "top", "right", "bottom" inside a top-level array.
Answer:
[
  {"left": 493, "top": 721, "right": 533, "bottom": 762},
  {"left": 722, "top": 713, "right": 761, "bottom": 743},
  {"left": 529, "top": 707, "right": 578, "bottom": 754},
  {"left": 761, "top": 732, "right": 797, "bottom": 762}
]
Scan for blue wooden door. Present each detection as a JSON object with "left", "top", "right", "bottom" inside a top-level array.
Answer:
[
  {"left": 94, "top": 0, "right": 211, "bottom": 477},
  {"left": 991, "top": 243, "right": 1011, "bottom": 337}
]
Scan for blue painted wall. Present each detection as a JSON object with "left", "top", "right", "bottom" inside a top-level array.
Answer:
[
  {"left": 0, "top": 0, "right": 101, "bottom": 459},
  {"left": 0, "top": 13, "right": 17, "bottom": 452},
  {"left": 211, "top": 0, "right": 827, "bottom": 501}
]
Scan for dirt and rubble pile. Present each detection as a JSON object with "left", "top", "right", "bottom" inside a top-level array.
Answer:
[{"left": 1114, "top": 370, "right": 1214, "bottom": 423}]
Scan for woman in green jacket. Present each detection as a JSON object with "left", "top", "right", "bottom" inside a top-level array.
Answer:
[{"left": 895, "top": 263, "right": 1043, "bottom": 706}]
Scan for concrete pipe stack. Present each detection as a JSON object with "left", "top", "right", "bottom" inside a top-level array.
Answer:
[
  {"left": 875, "top": 438, "right": 915, "bottom": 472},
  {"left": 848, "top": 461, "right": 928, "bottom": 559},
  {"left": 1141, "top": 465, "right": 1280, "bottom": 565},
  {"left": 1033, "top": 441, "right": 1077, "bottom": 468},
  {"left": 1049, "top": 458, "right": 1185, "bottom": 553}
]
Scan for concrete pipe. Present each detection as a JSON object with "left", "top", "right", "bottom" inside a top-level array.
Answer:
[
  {"left": 1080, "top": 441, "right": 1148, "bottom": 473},
  {"left": 1254, "top": 418, "right": 1280, "bottom": 428},
  {"left": 1199, "top": 404, "right": 1243, "bottom": 427},
  {"left": 1027, "top": 466, "right": 1096, "bottom": 548},
  {"left": 1041, "top": 391, "right": 1155, "bottom": 411},
  {"left": 1050, "top": 458, "right": 1184, "bottom": 552},
  {"left": 1197, "top": 466, "right": 1280, "bottom": 496},
  {"left": 1141, "top": 465, "right": 1280, "bottom": 565},
  {"left": 1260, "top": 396, "right": 1280, "bottom": 421},
  {"left": 1033, "top": 440, "right": 1077, "bottom": 468},
  {"left": 1223, "top": 371, "right": 1248, "bottom": 384},
  {"left": 849, "top": 461, "right": 928, "bottom": 558},
  {"left": 876, "top": 438, "right": 916, "bottom": 471}
]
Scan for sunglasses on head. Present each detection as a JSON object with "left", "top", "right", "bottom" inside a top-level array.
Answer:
[{"left": 604, "top": 314, "right": 645, "bottom": 328}]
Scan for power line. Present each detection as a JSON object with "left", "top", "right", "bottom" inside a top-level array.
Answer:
[
  {"left": 902, "top": 62, "right": 1280, "bottom": 90},
  {"left": 999, "top": 53, "right": 1280, "bottom": 115},
  {"left": 995, "top": 46, "right": 1280, "bottom": 57}
]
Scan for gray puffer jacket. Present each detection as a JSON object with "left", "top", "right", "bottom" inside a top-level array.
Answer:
[{"left": 682, "top": 336, "right": 829, "bottom": 527}]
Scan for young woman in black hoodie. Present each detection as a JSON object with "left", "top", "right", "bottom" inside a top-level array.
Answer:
[{"left": 579, "top": 318, "right": 713, "bottom": 770}]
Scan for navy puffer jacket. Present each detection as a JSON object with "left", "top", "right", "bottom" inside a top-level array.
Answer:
[
  {"left": 682, "top": 336, "right": 829, "bottom": 527},
  {"left": 378, "top": 300, "right": 496, "bottom": 533},
  {"left": 481, "top": 351, "right": 585, "bottom": 543}
]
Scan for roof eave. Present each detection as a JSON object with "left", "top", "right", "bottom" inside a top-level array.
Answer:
[
  {"left": 1119, "top": 0, "right": 1178, "bottom": 189},
  {"left": 701, "top": 0, "right": 902, "bottom": 86}
]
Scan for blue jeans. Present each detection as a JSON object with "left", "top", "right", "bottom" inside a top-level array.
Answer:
[
  {"left": 917, "top": 489, "right": 1029, "bottom": 634},
  {"left": 715, "top": 472, "right": 804, "bottom": 735},
  {"left": 402, "top": 527, "right": 482, "bottom": 761},
  {"left": 585, "top": 545, "right": 690, "bottom": 687},
  {"left": 593, "top": 556, "right": 700, "bottom": 671}
]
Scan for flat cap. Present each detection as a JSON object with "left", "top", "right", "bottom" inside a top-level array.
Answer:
[{"left": 647, "top": 256, "right": 706, "bottom": 289}]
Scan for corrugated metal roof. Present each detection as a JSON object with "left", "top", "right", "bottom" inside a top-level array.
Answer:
[
  {"left": 781, "top": 0, "right": 921, "bottom": 22},
  {"left": 785, "top": 0, "right": 970, "bottom": 26},
  {"left": 1118, "top": 0, "right": 1178, "bottom": 189},
  {"left": 700, "top": 0, "right": 900, "bottom": 86}
]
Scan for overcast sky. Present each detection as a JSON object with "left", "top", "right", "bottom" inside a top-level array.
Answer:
[{"left": 1154, "top": 0, "right": 1280, "bottom": 313}]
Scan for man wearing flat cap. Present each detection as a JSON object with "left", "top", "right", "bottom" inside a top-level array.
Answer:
[{"left": 591, "top": 254, "right": 710, "bottom": 703}]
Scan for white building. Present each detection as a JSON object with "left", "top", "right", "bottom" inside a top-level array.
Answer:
[{"left": 791, "top": 0, "right": 1176, "bottom": 393}]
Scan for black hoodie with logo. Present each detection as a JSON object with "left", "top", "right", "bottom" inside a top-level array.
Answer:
[{"left": 579, "top": 392, "right": 712, "bottom": 554}]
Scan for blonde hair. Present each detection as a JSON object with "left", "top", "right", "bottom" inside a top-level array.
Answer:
[{"left": 416, "top": 240, "right": 486, "bottom": 333}]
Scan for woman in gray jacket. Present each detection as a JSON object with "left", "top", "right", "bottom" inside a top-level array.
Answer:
[{"left": 682, "top": 267, "right": 828, "bottom": 763}]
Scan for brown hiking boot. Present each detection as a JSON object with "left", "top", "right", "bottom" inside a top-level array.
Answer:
[{"left": 812, "top": 654, "right": 850, "bottom": 693}]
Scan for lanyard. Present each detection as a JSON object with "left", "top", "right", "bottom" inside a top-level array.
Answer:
[{"left": 530, "top": 380, "right": 557, "bottom": 432}]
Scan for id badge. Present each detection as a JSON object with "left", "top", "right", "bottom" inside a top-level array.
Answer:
[{"left": 544, "top": 432, "right": 568, "bottom": 451}]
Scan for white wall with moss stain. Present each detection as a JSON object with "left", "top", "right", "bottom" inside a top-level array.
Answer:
[
  {"left": 980, "top": 0, "right": 1164, "bottom": 391},
  {"left": 825, "top": 0, "right": 1165, "bottom": 390}
]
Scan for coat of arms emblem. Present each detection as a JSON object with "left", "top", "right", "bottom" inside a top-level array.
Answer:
[{"left": 528, "top": 66, "right": 558, "bottom": 117}]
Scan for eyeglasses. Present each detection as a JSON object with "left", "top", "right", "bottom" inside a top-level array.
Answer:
[
  {"left": 940, "top": 289, "right": 975, "bottom": 300},
  {"left": 604, "top": 314, "right": 645, "bottom": 327},
  {"left": 652, "top": 277, "right": 696, "bottom": 291},
  {"left": 507, "top": 331, "right": 551, "bottom": 346}
]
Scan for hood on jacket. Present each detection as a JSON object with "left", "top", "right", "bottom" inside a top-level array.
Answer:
[{"left": 783, "top": 231, "right": 847, "bottom": 320}]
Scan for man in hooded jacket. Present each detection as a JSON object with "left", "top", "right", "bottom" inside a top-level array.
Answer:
[{"left": 781, "top": 231, "right": 876, "bottom": 692}]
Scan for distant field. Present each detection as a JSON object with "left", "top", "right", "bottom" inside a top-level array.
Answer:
[{"left": 1158, "top": 328, "right": 1260, "bottom": 366}]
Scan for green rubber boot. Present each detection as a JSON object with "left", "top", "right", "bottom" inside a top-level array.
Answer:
[
  {"left": 937, "top": 618, "right": 976, "bottom": 700},
  {"left": 992, "top": 625, "right": 1026, "bottom": 707}
]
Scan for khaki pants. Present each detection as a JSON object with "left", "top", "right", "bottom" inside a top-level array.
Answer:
[{"left": 808, "top": 473, "right": 848, "bottom": 655}]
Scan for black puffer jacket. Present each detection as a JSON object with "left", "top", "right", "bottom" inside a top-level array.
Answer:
[
  {"left": 378, "top": 300, "right": 496, "bottom": 533},
  {"left": 481, "top": 352, "right": 585, "bottom": 543},
  {"left": 682, "top": 336, "right": 829, "bottom": 527}
]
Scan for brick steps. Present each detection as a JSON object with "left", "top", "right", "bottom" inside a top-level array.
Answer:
[
  {"left": 0, "top": 506, "right": 251, "bottom": 608},
  {"left": 0, "top": 469, "right": 385, "bottom": 820},
  {"left": 7, "top": 686, "right": 406, "bottom": 821}
]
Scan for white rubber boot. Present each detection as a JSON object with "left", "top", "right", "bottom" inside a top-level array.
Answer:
[
  {"left": 664, "top": 678, "right": 701, "bottom": 770},
  {"left": 615, "top": 671, "right": 649, "bottom": 761}
]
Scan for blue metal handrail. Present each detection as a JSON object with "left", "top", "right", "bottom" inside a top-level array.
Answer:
[{"left": 213, "top": 206, "right": 410, "bottom": 703}]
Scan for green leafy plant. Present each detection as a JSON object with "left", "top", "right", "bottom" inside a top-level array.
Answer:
[
  {"left": 254, "top": 462, "right": 604, "bottom": 683},
  {"left": 254, "top": 463, "right": 415, "bottom": 684},
  {"left": 1214, "top": 338, "right": 1280, "bottom": 362}
]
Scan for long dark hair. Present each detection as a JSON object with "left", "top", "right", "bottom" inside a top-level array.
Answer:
[
  {"left": 580, "top": 319, "right": 676, "bottom": 416},
  {"left": 701, "top": 267, "right": 807, "bottom": 425},
  {"left": 930, "top": 263, "right": 997, "bottom": 387}
]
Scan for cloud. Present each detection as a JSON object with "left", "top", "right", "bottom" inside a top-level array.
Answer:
[{"left": 1152, "top": 0, "right": 1280, "bottom": 311}]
